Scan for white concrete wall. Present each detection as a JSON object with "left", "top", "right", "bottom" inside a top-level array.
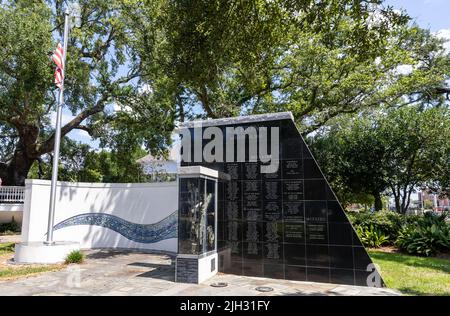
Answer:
[
  {"left": 0, "top": 204, "right": 23, "bottom": 224},
  {"left": 21, "top": 179, "right": 178, "bottom": 253}
]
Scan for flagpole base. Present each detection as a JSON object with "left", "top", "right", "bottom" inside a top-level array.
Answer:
[{"left": 14, "top": 241, "right": 80, "bottom": 264}]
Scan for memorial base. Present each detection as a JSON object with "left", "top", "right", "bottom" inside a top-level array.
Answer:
[
  {"left": 14, "top": 241, "right": 80, "bottom": 264},
  {"left": 176, "top": 252, "right": 218, "bottom": 284}
]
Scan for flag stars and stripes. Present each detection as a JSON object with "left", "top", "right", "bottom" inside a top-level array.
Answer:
[{"left": 51, "top": 43, "right": 65, "bottom": 89}]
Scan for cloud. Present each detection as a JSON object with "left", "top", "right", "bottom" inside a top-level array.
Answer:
[
  {"left": 108, "top": 102, "right": 132, "bottom": 114},
  {"left": 69, "top": 129, "right": 100, "bottom": 149},
  {"left": 50, "top": 111, "right": 75, "bottom": 126},
  {"left": 374, "top": 56, "right": 382, "bottom": 66},
  {"left": 435, "top": 29, "right": 450, "bottom": 53},
  {"left": 394, "top": 64, "right": 413, "bottom": 76},
  {"left": 138, "top": 83, "right": 152, "bottom": 94}
]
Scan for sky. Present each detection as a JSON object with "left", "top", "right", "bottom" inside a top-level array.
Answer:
[
  {"left": 385, "top": 0, "right": 450, "bottom": 32},
  {"left": 67, "top": 0, "right": 450, "bottom": 148}
]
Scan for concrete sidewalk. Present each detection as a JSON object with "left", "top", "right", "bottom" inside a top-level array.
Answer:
[
  {"left": 0, "top": 249, "right": 400, "bottom": 296},
  {"left": 0, "top": 234, "right": 21, "bottom": 244}
]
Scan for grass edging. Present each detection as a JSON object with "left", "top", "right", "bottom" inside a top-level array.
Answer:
[
  {"left": 0, "top": 242, "right": 65, "bottom": 281},
  {"left": 0, "top": 265, "right": 64, "bottom": 281},
  {"left": 369, "top": 249, "right": 450, "bottom": 296}
]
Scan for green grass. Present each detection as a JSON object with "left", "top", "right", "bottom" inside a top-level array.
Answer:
[
  {"left": 0, "top": 243, "right": 14, "bottom": 255},
  {"left": 0, "top": 265, "right": 62, "bottom": 279},
  {"left": 0, "top": 242, "right": 63, "bottom": 280},
  {"left": 369, "top": 249, "right": 450, "bottom": 296}
]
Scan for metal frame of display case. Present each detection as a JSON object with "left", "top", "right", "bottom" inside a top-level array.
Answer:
[{"left": 176, "top": 166, "right": 229, "bottom": 283}]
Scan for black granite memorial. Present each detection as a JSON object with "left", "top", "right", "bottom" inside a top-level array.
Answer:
[{"left": 179, "top": 112, "right": 383, "bottom": 287}]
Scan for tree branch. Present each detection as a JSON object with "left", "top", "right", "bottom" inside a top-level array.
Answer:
[
  {"left": 73, "top": 125, "right": 93, "bottom": 135},
  {"left": 195, "top": 86, "right": 216, "bottom": 118},
  {"left": 38, "top": 95, "right": 108, "bottom": 155}
]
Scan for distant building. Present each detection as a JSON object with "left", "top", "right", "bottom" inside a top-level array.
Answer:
[
  {"left": 388, "top": 189, "right": 450, "bottom": 213},
  {"left": 418, "top": 190, "right": 450, "bottom": 212},
  {"left": 136, "top": 144, "right": 179, "bottom": 182}
]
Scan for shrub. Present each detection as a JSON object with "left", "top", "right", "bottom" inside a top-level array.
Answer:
[
  {"left": 348, "top": 210, "right": 403, "bottom": 243},
  {"left": 65, "top": 250, "right": 84, "bottom": 264},
  {"left": 0, "top": 242, "right": 15, "bottom": 255},
  {"left": 0, "top": 220, "right": 20, "bottom": 234},
  {"left": 356, "top": 225, "right": 390, "bottom": 248},
  {"left": 396, "top": 212, "right": 450, "bottom": 256}
]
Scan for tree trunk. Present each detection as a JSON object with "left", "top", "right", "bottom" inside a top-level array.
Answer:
[
  {"left": 399, "top": 186, "right": 414, "bottom": 215},
  {"left": 390, "top": 185, "right": 402, "bottom": 214},
  {"left": 373, "top": 191, "right": 383, "bottom": 212}
]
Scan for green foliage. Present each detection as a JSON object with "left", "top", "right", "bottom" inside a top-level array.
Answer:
[
  {"left": 65, "top": 250, "right": 84, "bottom": 264},
  {"left": 350, "top": 210, "right": 450, "bottom": 255},
  {"left": 0, "top": 243, "right": 15, "bottom": 255},
  {"left": 1, "top": 0, "right": 449, "bottom": 186},
  {"left": 310, "top": 106, "right": 450, "bottom": 214},
  {"left": 145, "top": 0, "right": 450, "bottom": 133},
  {"left": 349, "top": 211, "right": 403, "bottom": 242},
  {"left": 0, "top": 0, "right": 174, "bottom": 185},
  {"left": 347, "top": 211, "right": 406, "bottom": 242},
  {"left": 356, "top": 224, "right": 390, "bottom": 248},
  {"left": 396, "top": 212, "right": 450, "bottom": 256},
  {"left": 28, "top": 137, "right": 148, "bottom": 183}
]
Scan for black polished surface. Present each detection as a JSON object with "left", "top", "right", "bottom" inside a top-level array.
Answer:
[
  {"left": 178, "top": 177, "right": 216, "bottom": 255},
  {"left": 180, "top": 118, "right": 381, "bottom": 286}
]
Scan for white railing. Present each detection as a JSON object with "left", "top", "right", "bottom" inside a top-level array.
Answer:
[{"left": 0, "top": 186, "right": 25, "bottom": 204}]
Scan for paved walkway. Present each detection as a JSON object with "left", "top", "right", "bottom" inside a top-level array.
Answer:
[
  {"left": 0, "top": 249, "right": 400, "bottom": 296},
  {"left": 0, "top": 234, "right": 21, "bottom": 244}
]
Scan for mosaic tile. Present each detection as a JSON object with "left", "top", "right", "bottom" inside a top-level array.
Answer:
[{"left": 53, "top": 211, "right": 177, "bottom": 244}]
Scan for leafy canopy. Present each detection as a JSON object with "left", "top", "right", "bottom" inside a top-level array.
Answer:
[{"left": 310, "top": 106, "right": 450, "bottom": 213}]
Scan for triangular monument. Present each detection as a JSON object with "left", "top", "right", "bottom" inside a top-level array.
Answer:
[{"left": 178, "top": 112, "right": 383, "bottom": 287}]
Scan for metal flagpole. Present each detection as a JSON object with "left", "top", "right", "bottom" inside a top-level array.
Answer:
[{"left": 45, "top": 9, "right": 70, "bottom": 245}]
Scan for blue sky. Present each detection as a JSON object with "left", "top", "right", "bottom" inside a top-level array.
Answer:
[
  {"left": 386, "top": 0, "right": 450, "bottom": 31},
  {"left": 67, "top": 0, "right": 450, "bottom": 148}
]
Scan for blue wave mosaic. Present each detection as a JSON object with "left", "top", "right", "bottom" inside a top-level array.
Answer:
[{"left": 53, "top": 211, "right": 178, "bottom": 244}]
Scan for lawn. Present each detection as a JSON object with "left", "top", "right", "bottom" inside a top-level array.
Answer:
[
  {"left": 369, "top": 249, "right": 450, "bottom": 296},
  {"left": 0, "top": 243, "right": 63, "bottom": 280},
  {"left": 0, "top": 242, "right": 15, "bottom": 255}
]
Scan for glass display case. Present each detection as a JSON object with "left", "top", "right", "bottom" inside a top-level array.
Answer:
[{"left": 178, "top": 176, "right": 217, "bottom": 255}]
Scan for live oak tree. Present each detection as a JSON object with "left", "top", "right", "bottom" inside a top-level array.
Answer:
[
  {"left": 310, "top": 106, "right": 450, "bottom": 214},
  {"left": 0, "top": 0, "right": 174, "bottom": 185},
  {"left": 138, "top": 0, "right": 450, "bottom": 132},
  {"left": 28, "top": 137, "right": 148, "bottom": 183},
  {"left": 1, "top": 0, "right": 450, "bottom": 186}
]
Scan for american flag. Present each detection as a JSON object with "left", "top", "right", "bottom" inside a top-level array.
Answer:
[{"left": 51, "top": 43, "right": 64, "bottom": 89}]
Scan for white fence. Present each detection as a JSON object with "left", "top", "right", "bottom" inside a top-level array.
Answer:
[{"left": 0, "top": 186, "right": 25, "bottom": 204}]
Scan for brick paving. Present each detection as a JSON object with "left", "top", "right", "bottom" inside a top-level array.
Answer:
[{"left": 0, "top": 249, "right": 400, "bottom": 296}]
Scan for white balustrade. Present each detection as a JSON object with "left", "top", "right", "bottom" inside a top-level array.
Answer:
[{"left": 0, "top": 186, "right": 25, "bottom": 203}]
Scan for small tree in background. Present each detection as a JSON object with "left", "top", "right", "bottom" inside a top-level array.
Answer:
[
  {"left": 310, "top": 106, "right": 450, "bottom": 214},
  {"left": 28, "top": 138, "right": 148, "bottom": 183}
]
